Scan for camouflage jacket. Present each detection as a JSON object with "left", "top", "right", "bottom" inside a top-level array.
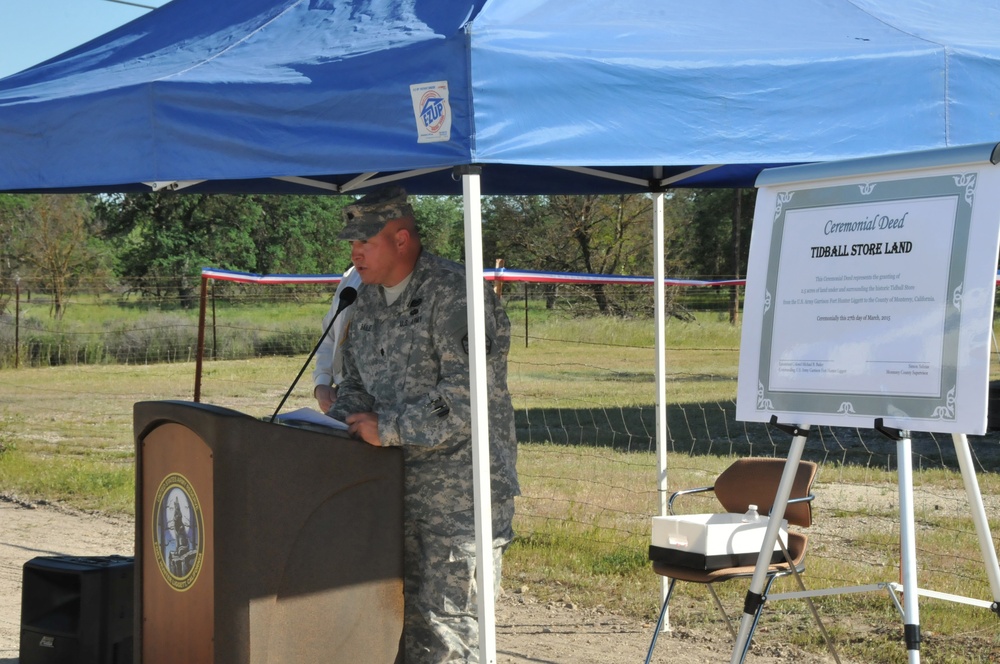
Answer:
[{"left": 331, "top": 251, "right": 520, "bottom": 516}]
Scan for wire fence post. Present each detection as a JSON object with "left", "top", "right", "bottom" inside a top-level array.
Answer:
[
  {"left": 14, "top": 275, "right": 20, "bottom": 369},
  {"left": 524, "top": 282, "right": 529, "bottom": 348},
  {"left": 494, "top": 258, "right": 505, "bottom": 299},
  {"left": 211, "top": 278, "right": 218, "bottom": 360}
]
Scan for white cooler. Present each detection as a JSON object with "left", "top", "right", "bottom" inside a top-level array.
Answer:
[{"left": 648, "top": 513, "right": 788, "bottom": 570}]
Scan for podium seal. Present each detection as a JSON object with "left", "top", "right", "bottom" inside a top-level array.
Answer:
[{"left": 152, "top": 472, "right": 205, "bottom": 591}]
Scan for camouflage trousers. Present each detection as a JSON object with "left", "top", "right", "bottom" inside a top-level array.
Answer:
[{"left": 402, "top": 497, "right": 515, "bottom": 663}]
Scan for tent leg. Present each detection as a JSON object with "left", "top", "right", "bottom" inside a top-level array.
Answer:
[
  {"left": 461, "top": 168, "right": 498, "bottom": 664},
  {"left": 652, "top": 191, "right": 672, "bottom": 631}
]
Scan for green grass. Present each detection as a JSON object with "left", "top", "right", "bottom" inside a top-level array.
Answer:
[
  {"left": 505, "top": 301, "right": 743, "bottom": 351},
  {"left": 0, "top": 445, "right": 133, "bottom": 512},
  {"left": 1, "top": 292, "right": 334, "bottom": 368},
  {"left": 505, "top": 446, "right": 1000, "bottom": 662}
]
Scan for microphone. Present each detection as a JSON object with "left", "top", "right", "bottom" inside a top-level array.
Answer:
[
  {"left": 332, "top": 287, "right": 359, "bottom": 317},
  {"left": 270, "top": 286, "right": 358, "bottom": 422}
]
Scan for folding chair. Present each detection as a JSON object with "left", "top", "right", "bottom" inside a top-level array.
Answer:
[{"left": 645, "top": 457, "right": 818, "bottom": 663}]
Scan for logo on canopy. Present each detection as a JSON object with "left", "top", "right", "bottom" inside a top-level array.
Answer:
[{"left": 410, "top": 81, "right": 451, "bottom": 143}]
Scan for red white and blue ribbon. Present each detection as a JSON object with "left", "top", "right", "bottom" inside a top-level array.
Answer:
[
  {"left": 204, "top": 266, "right": 1000, "bottom": 287},
  {"left": 201, "top": 266, "right": 747, "bottom": 288}
]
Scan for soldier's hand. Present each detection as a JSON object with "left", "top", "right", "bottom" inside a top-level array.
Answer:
[
  {"left": 314, "top": 384, "right": 338, "bottom": 413},
  {"left": 345, "top": 412, "right": 381, "bottom": 446}
]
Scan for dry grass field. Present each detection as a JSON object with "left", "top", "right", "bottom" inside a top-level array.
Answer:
[{"left": 2, "top": 309, "right": 1000, "bottom": 661}]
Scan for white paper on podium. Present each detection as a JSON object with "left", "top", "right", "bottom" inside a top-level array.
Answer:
[{"left": 273, "top": 407, "right": 349, "bottom": 431}]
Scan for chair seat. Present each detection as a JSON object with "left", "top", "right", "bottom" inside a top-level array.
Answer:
[{"left": 650, "top": 532, "right": 807, "bottom": 583}]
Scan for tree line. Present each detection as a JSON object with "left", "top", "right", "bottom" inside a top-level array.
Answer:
[{"left": 0, "top": 189, "right": 754, "bottom": 318}]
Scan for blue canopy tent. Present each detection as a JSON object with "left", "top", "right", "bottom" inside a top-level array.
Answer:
[
  {"left": 3, "top": 1, "right": 1000, "bottom": 660},
  {"left": 1, "top": 0, "right": 998, "bottom": 194}
]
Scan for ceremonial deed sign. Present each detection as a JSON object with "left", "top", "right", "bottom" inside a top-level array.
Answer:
[{"left": 736, "top": 143, "right": 1000, "bottom": 434}]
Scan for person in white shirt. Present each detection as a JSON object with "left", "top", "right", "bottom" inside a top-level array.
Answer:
[{"left": 311, "top": 265, "right": 364, "bottom": 412}]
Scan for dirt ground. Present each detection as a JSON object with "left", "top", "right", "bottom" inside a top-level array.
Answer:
[{"left": 0, "top": 495, "right": 846, "bottom": 664}]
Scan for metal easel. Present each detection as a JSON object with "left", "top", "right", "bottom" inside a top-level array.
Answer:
[{"left": 728, "top": 417, "right": 1000, "bottom": 664}]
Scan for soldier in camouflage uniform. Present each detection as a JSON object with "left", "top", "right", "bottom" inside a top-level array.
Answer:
[{"left": 329, "top": 186, "right": 519, "bottom": 663}]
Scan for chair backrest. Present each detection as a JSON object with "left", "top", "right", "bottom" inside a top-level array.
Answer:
[{"left": 712, "top": 457, "right": 817, "bottom": 528}]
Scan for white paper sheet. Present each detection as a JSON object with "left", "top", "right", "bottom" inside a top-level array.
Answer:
[{"left": 273, "top": 407, "right": 349, "bottom": 431}]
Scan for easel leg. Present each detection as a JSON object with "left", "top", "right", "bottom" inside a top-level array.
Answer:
[
  {"left": 729, "top": 424, "right": 809, "bottom": 664},
  {"left": 897, "top": 433, "right": 921, "bottom": 663},
  {"left": 952, "top": 434, "right": 1000, "bottom": 603}
]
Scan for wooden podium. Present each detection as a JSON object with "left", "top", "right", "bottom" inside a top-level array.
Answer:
[{"left": 133, "top": 401, "right": 404, "bottom": 664}]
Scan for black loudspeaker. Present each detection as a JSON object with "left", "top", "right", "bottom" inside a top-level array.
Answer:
[{"left": 19, "top": 555, "right": 134, "bottom": 664}]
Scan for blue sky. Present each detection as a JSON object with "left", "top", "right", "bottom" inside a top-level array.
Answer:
[{"left": 0, "top": 0, "right": 169, "bottom": 80}]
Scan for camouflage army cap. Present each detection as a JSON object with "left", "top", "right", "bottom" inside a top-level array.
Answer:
[{"left": 339, "top": 185, "right": 414, "bottom": 240}]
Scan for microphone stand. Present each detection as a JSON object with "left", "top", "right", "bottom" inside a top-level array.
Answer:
[{"left": 270, "top": 288, "right": 356, "bottom": 422}]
